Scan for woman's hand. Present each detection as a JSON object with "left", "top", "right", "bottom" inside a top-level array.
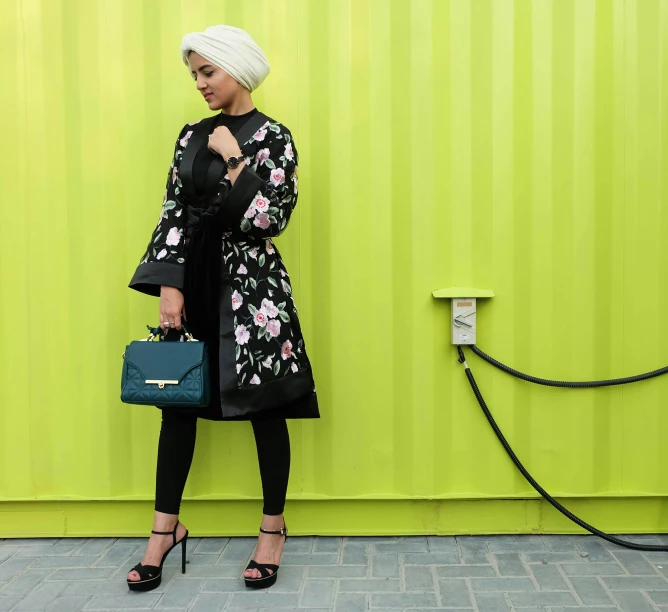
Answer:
[
  {"left": 207, "top": 126, "right": 243, "bottom": 160},
  {"left": 159, "top": 286, "right": 184, "bottom": 331}
]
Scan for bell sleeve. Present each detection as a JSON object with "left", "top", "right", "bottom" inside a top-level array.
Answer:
[
  {"left": 128, "top": 124, "right": 192, "bottom": 297},
  {"left": 220, "top": 122, "right": 299, "bottom": 240}
]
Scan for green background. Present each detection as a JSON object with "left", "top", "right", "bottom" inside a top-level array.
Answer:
[{"left": 2, "top": 0, "right": 668, "bottom": 536}]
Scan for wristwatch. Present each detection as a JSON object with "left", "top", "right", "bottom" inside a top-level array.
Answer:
[{"left": 225, "top": 155, "right": 245, "bottom": 169}]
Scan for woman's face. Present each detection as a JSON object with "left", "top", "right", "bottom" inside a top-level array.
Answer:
[{"left": 188, "top": 51, "right": 245, "bottom": 110}]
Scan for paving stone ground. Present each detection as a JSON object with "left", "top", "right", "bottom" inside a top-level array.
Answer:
[{"left": 2, "top": 534, "right": 668, "bottom": 611}]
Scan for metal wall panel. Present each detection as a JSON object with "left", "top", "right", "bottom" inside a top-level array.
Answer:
[{"left": 1, "top": 0, "right": 668, "bottom": 532}]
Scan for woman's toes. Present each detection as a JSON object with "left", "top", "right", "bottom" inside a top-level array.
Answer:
[{"left": 128, "top": 570, "right": 140, "bottom": 582}]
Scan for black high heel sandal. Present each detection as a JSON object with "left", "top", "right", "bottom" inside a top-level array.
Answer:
[
  {"left": 244, "top": 524, "right": 288, "bottom": 589},
  {"left": 127, "top": 521, "right": 188, "bottom": 592}
]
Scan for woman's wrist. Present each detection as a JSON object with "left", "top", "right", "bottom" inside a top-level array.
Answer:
[{"left": 222, "top": 146, "right": 243, "bottom": 160}]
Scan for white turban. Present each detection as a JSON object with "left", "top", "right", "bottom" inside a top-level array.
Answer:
[{"left": 180, "top": 25, "right": 270, "bottom": 92}]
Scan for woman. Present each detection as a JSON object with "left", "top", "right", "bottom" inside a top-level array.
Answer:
[{"left": 126, "top": 25, "right": 319, "bottom": 592}]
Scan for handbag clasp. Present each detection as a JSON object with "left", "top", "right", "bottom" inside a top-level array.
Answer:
[{"left": 145, "top": 380, "right": 179, "bottom": 389}]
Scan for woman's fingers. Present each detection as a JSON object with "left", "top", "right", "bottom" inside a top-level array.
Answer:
[{"left": 159, "top": 311, "right": 182, "bottom": 331}]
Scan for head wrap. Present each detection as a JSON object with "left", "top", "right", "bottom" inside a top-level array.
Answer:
[{"left": 180, "top": 25, "right": 270, "bottom": 92}]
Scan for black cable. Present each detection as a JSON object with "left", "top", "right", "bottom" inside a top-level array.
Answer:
[
  {"left": 457, "top": 345, "right": 668, "bottom": 552},
  {"left": 471, "top": 345, "right": 668, "bottom": 388}
]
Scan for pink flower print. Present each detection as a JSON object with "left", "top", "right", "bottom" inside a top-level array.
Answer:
[
  {"left": 249, "top": 374, "right": 261, "bottom": 385},
  {"left": 262, "top": 356, "right": 273, "bottom": 368},
  {"left": 269, "top": 168, "right": 286, "bottom": 187},
  {"left": 166, "top": 227, "right": 181, "bottom": 246},
  {"left": 261, "top": 299, "right": 278, "bottom": 318},
  {"left": 254, "top": 310, "right": 268, "bottom": 327},
  {"left": 256, "top": 148, "right": 270, "bottom": 165},
  {"left": 253, "top": 194, "right": 271, "bottom": 213},
  {"left": 265, "top": 239, "right": 275, "bottom": 254},
  {"left": 235, "top": 325, "right": 250, "bottom": 345},
  {"left": 231, "top": 290, "right": 243, "bottom": 311},
  {"left": 284, "top": 142, "right": 294, "bottom": 161},
  {"left": 188, "top": 120, "right": 201, "bottom": 126},
  {"left": 224, "top": 173, "right": 230, "bottom": 181},
  {"left": 281, "top": 279, "right": 292, "bottom": 294},
  {"left": 236, "top": 363, "right": 242, "bottom": 374},
  {"left": 156, "top": 248, "right": 167, "bottom": 260},
  {"left": 172, "top": 167, "right": 178, "bottom": 184},
  {"left": 293, "top": 176, "right": 298, "bottom": 195},
  {"left": 253, "top": 127, "right": 267, "bottom": 142},
  {"left": 291, "top": 363, "right": 298, "bottom": 373},
  {"left": 237, "top": 264, "right": 248, "bottom": 275},
  {"left": 267, "top": 319, "right": 281, "bottom": 338},
  {"left": 254, "top": 213, "right": 271, "bottom": 230},
  {"left": 280, "top": 269, "right": 287, "bottom": 277},
  {"left": 248, "top": 248, "right": 258, "bottom": 260},
  {"left": 244, "top": 203, "right": 257, "bottom": 219},
  {"left": 281, "top": 340, "right": 293, "bottom": 361},
  {"left": 179, "top": 130, "right": 193, "bottom": 147}
]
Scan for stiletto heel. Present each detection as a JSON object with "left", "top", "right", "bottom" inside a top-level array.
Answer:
[
  {"left": 127, "top": 521, "right": 189, "bottom": 592},
  {"left": 181, "top": 534, "right": 187, "bottom": 574},
  {"left": 244, "top": 524, "right": 288, "bottom": 589}
]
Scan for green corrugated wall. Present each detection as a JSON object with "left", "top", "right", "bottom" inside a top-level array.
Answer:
[{"left": 2, "top": 0, "right": 668, "bottom": 536}]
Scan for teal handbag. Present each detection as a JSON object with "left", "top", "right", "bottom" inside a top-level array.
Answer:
[{"left": 121, "top": 324, "right": 210, "bottom": 408}]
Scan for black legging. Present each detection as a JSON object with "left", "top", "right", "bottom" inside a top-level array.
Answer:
[{"left": 154, "top": 411, "right": 290, "bottom": 516}]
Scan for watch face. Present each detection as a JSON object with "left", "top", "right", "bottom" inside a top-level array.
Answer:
[{"left": 227, "top": 157, "right": 239, "bottom": 169}]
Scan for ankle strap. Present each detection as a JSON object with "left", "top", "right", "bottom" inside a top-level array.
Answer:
[
  {"left": 260, "top": 525, "right": 287, "bottom": 536},
  {"left": 152, "top": 521, "right": 179, "bottom": 536}
]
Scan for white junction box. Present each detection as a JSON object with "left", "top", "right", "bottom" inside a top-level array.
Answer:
[
  {"left": 451, "top": 298, "right": 477, "bottom": 345},
  {"left": 431, "top": 286, "right": 495, "bottom": 346}
]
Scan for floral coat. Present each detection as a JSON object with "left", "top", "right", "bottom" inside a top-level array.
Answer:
[{"left": 129, "top": 113, "right": 318, "bottom": 421}]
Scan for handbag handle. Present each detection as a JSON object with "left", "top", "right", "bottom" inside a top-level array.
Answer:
[{"left": 144, "top": 323, "right": 198, "bottom": 342}]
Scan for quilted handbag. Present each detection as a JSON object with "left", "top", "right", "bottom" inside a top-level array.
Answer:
[{"left": 121, "top": 324, "right": 210, "bottom": 408}]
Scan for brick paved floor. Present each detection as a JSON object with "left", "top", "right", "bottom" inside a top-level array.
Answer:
[{"left": 2, "top": 534, "right": 668, "bottom": 611}]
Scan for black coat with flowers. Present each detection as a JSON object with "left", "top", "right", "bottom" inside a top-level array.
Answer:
[{"left": 129, "top": 113, "right": 318, "bottom": 421}]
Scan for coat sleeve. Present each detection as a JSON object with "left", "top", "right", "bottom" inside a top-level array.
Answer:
[
  {"left": 128, "top": 124, "right": 191, "bottom": 297},
  {"left": 219, "top": 122, "right": 299, "bottom": 239}
]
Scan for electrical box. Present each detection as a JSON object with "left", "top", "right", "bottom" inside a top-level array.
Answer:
[
  {"left": 451, "top": 298, "right": 477, "bottom": 345},
  {"left": 432, "top": 287, "right": 495, "bottom": 346}
]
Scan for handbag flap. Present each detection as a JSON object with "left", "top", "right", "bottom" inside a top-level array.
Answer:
[{"left": 124, "top": 340, "right": 206, "bottom": 383}]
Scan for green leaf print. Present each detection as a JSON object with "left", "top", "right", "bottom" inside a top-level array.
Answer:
[
  {"left": 164, "top": 200, "right": 176, "bottom": 211},
  {"left": 241, "top": 218, "right": 251, "bottom": 232},
  {"left": 258, "top": 254, "right": 265, "bottom": 267},
  {"left": 235, "top": 345, "right": 240, "bottom": 360},
  {"left": 273, "top": 361, "right": 280, "bottom": 376},
  {"left": 279, "top": 311, "right": 290, "bottom": 323},
  {"left": 248, "top": 304, "right": 257, "bottom": 315},
  {"left": 265, "top": 159, "right": 276, "bottom": 170},
  {"left": 249, "top": 277, "right": 257, "bottom": 290},
  {"left": 267, "top": 277, "right": 278, "bottom": 288},
  {"left": 177, "top": 258, "right": 185, "bottom": 263},
  {"left": 153, "top": 233, "right": 162, "bottom": 243}
]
